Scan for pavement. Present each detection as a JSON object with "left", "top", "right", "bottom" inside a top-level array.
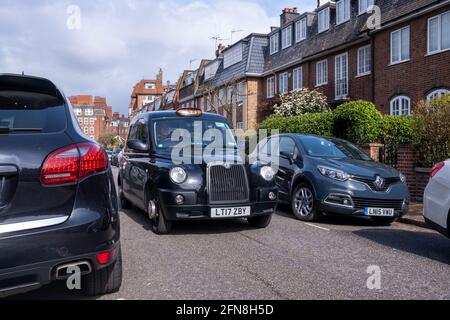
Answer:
[{"left": 8, "top": 168, "right": 450, "bottom": 300}]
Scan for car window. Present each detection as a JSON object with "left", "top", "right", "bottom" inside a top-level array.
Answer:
[
  {"left": 136, "top": 120, "right": 148, "bottom": 144},
  {"left": 279, "top": 137, "right": 297, "bottom": 156},
  {"left": 0, "top": 91, "right": 66, "bottom": 133},
  {"left": 299, "top": 136, "right": 372, "bottom": 161}
]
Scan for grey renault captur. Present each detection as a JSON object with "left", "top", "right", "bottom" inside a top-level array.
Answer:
[{"left": 256, "top": 134, "right": 410, "bottom": 224}]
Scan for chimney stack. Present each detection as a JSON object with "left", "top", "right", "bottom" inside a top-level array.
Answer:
[
  {"left": 216, "top": 43, "right": 226, "bottom": 58},
  {"left": 280, "top": 7, "right": 299, "bottom": 27}
]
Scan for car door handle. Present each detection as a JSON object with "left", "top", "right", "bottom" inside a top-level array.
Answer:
[{"left": 0, "top": 165, "right": 18, "bottom": 177}]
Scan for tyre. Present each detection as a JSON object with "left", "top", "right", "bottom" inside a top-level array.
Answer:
[
  {"left": 118, "top": 179, "right": 132, "bottom": 210},
  {"left": 247, "top": 215, "right": 272, "bottom": 228},
  {"left": 149, "top": 198, "right": 173, "bottom": 235},
  {"left": 291, "top": 183, "right": 321, "bottom": 222},
  {"left": 371, "top": 217, "right": 397, "bottom": 226},
  {"left": 83, "top": 247, "right": 123, "bottom": 297}
]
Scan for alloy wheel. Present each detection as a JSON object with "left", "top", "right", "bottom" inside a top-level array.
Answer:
[{"left": 294, "top": 187, "right": 314, "bottom": 217}]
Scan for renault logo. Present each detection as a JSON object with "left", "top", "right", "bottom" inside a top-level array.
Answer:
[{"left": 374, "top": 176, "right": 385, "bottom": 190}]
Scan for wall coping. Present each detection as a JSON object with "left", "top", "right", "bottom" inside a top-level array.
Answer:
[{"left": 415, "top": 167, "right": 432, "bottom": 173}]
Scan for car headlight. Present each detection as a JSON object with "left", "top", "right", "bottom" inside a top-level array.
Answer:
[
  {"left": 318, "top": 166, "right": 350, "bottom": 182},
  {"left": 260, "top": 166, "right": 275, "bottom": 181},
  {"left": 400, "top": 173, "right": 407, "bottom": 183},
  {"left": 170, "top": 167, "right": 187, "bottom": 184}
]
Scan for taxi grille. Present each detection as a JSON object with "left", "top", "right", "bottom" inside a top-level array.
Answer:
[{"left": 207, "top": 164, "right": 249, "bottom": 204}]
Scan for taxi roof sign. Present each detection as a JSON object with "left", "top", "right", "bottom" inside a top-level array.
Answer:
[{"left": 176, "top": 108, "right": 203, "bottom": 117}]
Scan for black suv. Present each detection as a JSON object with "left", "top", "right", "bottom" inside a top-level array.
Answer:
[
  {"left": 0, "top": 74, "right": 122, "bottom": 298},
  {"left": 118, "top": 109, "right": 278, "bottom": 234}
]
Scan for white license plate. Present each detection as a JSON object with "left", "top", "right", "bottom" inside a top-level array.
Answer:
[
  {"left": 365, "top": 208, "right": 395, "bottom": 217},
  {"left": 211, "top": 207, "right": 251, "bottom": 218}
]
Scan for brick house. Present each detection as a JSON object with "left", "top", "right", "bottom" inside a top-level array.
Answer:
[
  {"left": 261, "top": 0, "right": 449, "bottom": 118},
  {"left": 111, "top": 112, "right": 130, "bottom": 142},
  {"left": 69, "top": 95, "right": 113, "bottom": 141},
  {"left": 129, "top": 68, "right": 170, "bottom": 117},
  {"left": 167, "top": 0, "right": 449, "bottom": 129}
]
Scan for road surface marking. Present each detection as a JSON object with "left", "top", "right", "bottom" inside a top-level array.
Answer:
[{"left": 304, "top": 223, "right": 330, "bottom": 231}]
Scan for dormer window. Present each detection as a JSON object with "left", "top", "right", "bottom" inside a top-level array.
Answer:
[
  {"left": 144, "top": 83, "right": 156, "bottom": 90},
  {"left": 270, "top": 33, "right": 279, "bottom": 55},
  {"left": 318, "top": 7, "right": 330, "bottom": 33},
  {"left": 204, "top": 61, "right": 219, "bottom": 80},
  {"left": 296, "top": 18, "right": 307, "bottom": 42},
  {"left": 281, "top": 25, "right": 293, "bottom": 49},
  {"left": 223, "top": 44, "right": 243, "bottom": 69},
  {"left": 336, "top": 0, "right": 351, "bottom": 25},
  {"left": 359, "top": 0, "right": 374, "bottom": 15}
]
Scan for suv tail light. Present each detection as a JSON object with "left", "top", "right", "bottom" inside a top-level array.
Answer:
[
  {"left": 430, "top": 162, "right": 445, "bottom": 178},
  {"left": 41, "top": 143, "right": 107, "bottom": 186}
]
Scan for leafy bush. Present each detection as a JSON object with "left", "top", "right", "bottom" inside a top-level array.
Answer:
[
  {"left": 381, "top": 115, "right": 417, "bottom": 145},
  {"left": 413, "top": 95, "right": 450, "bottom": 167},
  {"left": 258, "top": 113, "right": 335, "bottom": 137},
  {"left": 333, "top": 100, "right": 383, "bottom": 145},
  {"left": 273, "top": 88, "right": 330, "bottom": 117}
]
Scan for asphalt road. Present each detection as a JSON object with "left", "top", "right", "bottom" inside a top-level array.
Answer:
[{"left": 9, "top": 168, "right": 450, "bottom": 300}]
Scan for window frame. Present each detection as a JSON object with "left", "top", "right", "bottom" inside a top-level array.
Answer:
[
  {"left": 293, "top": 67, "right": 303, "bottom": 91},
  {"left": 318, "top": 7, "right": 330, "bottom": 33},
  {"left": 358, "top": 0, "right": 374, "bottom": 15},
  {"left": 315, "top": 60, "right": 328, "bottom": 87},
  {"left": 295, "top": 17, "right": 307, "bottom": 43},
  {"left": 279, "top": 72, "right": 289, "bottom": 95},
  {"left": 335, "top": 52, "right": 349, "bottom": 100},
  {"left": 426, "top": 89, "right": 450, "bottom": 102},
  {"left": 223, "top": 44, "right": 243, "bottom": 69},
  {"left": 391, "top": 26, "right": 410, "bottom": 65},
  {"left": 270, "top": 33, "right": 279, "bottom": 55},
  {"left": 336, "top": 0, "right": 351, "bottom": 25},
  {"left": 357, "top": 45, "right": 372, "bottom": 76},
  {"left": 390, "top": 96, "right": 412, "bottom": 116},
  {"left": 427, "top": 11, "right": 450, "bottom": 55},
  {"left": 281, "top": 25, "right": 293, "bottom": 49},
  {"left": 267, "top": 76, "right": 276, "bottom": 98}
]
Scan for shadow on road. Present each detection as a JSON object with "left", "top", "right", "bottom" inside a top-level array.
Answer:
[
  {"left": 121, "top": 208, "right": 256, "bottom": 235},
  {"left": 353, "top": 228, "right": 450, "bottom": 265}
]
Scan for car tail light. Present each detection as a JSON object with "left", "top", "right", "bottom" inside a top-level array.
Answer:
[
  {"left": 41, "top": 143, "right": 107, "bottom": 186},
  {"left": 96, "top": 251, "right": 112, "bottom": 265},
  {"left": 431, "top": 162, "right": 445, "bottom": 178}
]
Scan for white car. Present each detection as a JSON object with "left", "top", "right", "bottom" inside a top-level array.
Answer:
[{"left": 424, "top": 160, "right": 450, "bottom": 238}]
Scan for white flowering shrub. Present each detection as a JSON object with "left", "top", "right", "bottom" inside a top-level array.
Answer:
[{"left": 273, "top": 89, "right": 330, "bottom": 116}]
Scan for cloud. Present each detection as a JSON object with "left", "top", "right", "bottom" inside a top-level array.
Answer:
[{"left": 0, "top": 0, "right": 280, "bottom": 115}]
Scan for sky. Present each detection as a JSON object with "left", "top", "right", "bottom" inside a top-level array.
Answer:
[{"left": 0, "top": 0, "right": 318, "bottom": 115}]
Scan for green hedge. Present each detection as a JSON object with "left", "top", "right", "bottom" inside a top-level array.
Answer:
[
  {"left": 333, "top": 100, "right": 383, "bottom": 145},
  {"left": 381, "top": 115, "right": 417, "bottom": 145},
  {"left": 258, "top": 113, "right": 335, "bottom": 137}
]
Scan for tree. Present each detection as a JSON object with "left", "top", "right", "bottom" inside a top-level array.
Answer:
[
  {"left": 98, "top": 133, "right": 117, "bottom": 150},
  {"left": 273, "top": 88, "right": 330, "bottom": 117}
]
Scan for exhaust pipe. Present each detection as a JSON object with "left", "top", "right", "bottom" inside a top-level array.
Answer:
[{"left": 55, "top": 261, "right": 92, "bottom": 280}]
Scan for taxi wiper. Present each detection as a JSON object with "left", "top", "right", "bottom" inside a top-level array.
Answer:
[{"left": 0, "top": 127, "right": 43, "bottom": 133}]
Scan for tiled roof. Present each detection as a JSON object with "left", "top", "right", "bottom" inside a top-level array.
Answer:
[
  {"left": 131, "top": 79, "right": 168, "bottom": 97},
  {"left": 263, "top": 0, "right": 443, "bottom": 73}
]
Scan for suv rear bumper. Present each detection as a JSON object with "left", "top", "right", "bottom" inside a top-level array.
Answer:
[{"left": 0, "top": 210, "right": 120, "bottom": 298}]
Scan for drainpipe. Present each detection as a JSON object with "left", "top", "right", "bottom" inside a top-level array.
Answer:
[{"left": 369, "top": 31, "right": 375, "bottom": 104}]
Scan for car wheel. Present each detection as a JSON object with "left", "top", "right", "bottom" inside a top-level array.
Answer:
[
  {"left": 247, "top": 215, "right": 272, "bottom": 228},
  {"left": 83, "top": 246, "right": 123, "bottom": 297},
  {"left": 371, "top": 217, "right": 397, "bottom": 226},
  {"left": 149, "top": 198, "right": 173, "bottom": 235},
  {"left": 118, "top": 181, "right": 132, "bottom": 210},
  {"left": 291, "top": 184, "right": 321, "bottom": 222}
]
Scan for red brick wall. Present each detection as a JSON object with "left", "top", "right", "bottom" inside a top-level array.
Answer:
[
  {"left": 395, "top": 145, "right": 431, "bottom": 202},
  {"left": 373, "top": 6, "right": 450, "bottom": 114}
]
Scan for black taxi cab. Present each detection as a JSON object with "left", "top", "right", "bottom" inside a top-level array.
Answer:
[{"left": 118, "top": 109, "right": 278, "bottom": 234}]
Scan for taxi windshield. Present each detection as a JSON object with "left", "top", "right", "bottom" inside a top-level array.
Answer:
[{"left": 153, "top": 118, "right": 237, "bottom": 151}]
